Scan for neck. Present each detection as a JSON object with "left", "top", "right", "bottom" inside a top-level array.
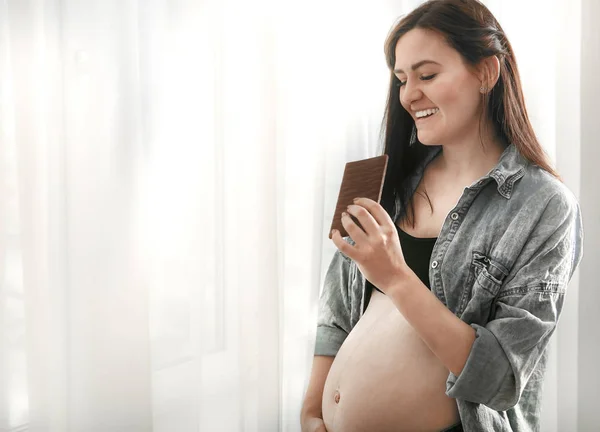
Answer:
[{"left": 433, "top": 129, "right": 508, "bottom": 184}]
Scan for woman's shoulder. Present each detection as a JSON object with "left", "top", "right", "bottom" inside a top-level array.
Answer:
[{"left": 512, "top": 162, "right": 580, "bottom": 214}]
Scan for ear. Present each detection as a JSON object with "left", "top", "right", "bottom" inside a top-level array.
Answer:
[{"left": 478, "top": 55, "right": 501, "bottom": 90}]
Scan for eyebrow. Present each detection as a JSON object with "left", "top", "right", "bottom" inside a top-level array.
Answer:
[{"left": 393, "top": 60, "right": 441, "bottom": 74}]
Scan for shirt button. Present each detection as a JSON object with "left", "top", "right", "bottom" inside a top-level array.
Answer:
[
  {"left": 334, "top": 391, "right": 340, "bottom": 403},
  {"left": 451, "top": 212, "right": 459, "bottom": 220},
  {"left": 431, "top": 260, "right": 439, "bottom": 269}
]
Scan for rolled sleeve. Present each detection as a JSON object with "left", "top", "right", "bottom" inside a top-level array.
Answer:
[
  {"left": 314, "top": 242, "right": 355, "bottom": 357},
  {"left": 446, "top": 192, "right": 584, "bottom": 411},
  {"left": 446, "top": 323, "right": 516, "bottom": 411}
]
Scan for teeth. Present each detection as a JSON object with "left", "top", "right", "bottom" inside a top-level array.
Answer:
[{"left": 416, "top": 108, "right": 439, "bottom": 118}]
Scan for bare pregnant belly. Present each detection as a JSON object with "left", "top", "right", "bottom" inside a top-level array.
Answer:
[{"left": 321, "top": 289, "right": 460, "bottom": 432}]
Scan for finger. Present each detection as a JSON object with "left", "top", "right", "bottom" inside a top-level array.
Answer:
[
  {"left": 341, "top": 211, "right": 369, "bottom": 244},
  {"left": 346, "top": 205, "right": 378, "bottom": 238},
  {"left": 331, "top": 229, "right": 356, "bottom": 261},
  {"left": 353, "top": 197, "right": 394, "bottom": 228}
]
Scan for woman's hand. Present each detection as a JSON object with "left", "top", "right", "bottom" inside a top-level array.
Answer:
[
  {"left": 331, "top": 197, "right": 410, "bottom": 295},
  {"left": 302, "top": 417, "right": 328, "bottom": 432}
]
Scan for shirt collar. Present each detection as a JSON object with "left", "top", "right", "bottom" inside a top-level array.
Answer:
[
  {"left": 395, "top": 143, "right": 528, "bottom": 219},
  {"left": 484, "top": 143, "right": 528, "bottom": 198}
]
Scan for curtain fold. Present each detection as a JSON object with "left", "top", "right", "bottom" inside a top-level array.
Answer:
[{"left": 0, "top": 0, "right": 585, "bottom": 431}]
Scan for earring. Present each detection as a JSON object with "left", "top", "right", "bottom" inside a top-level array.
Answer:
[
  {"left": 409, "top": 124, "right": 417, "bottom": 146},
  {"left": 480, "top": 86, "right": 488, "bottom": 93}
]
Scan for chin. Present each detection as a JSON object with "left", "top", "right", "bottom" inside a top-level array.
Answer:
[{"left": 416, "top": 136, "right": 437, "bottom": 146}]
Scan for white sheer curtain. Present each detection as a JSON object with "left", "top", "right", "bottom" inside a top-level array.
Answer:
[{"left": 0, "top": 0, "right": 589, "bottom": 431}]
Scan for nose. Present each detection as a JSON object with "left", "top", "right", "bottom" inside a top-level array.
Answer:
[{"left": 400, "top": 79, "right": 423, "bottom": 110}]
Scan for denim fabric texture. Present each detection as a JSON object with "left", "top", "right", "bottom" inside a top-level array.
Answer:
[{"left": 314, "top": 143, "right": 585, "bottom": 432}]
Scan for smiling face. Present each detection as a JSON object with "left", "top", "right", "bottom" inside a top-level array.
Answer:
[{"left": 394, "top": 28, "right": 485, "bottom": 146}]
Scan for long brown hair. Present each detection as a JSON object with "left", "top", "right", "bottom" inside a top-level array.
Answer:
[{"left": 378, "top": 0, "right": 560, "bottom": 228}]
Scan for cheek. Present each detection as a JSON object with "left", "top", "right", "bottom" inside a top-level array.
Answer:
[
  {"left": 430, "top": 77, "right": 464, "bottom": 107},
  {"left": 435, "top": 84, "right": 480, "bottom": 120}
]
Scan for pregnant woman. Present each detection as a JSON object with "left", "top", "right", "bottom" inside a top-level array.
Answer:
[{"left": 300, "top": 1, "right": 584, "bottom": 431}]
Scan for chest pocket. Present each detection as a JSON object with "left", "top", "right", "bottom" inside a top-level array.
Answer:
[{"left": 459, "top": 251, "right": 509, "bottom": 326}]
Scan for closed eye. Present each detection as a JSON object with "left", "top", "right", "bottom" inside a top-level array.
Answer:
[{"left": 396, "top": 74, "right": 437, "bottom": 87}]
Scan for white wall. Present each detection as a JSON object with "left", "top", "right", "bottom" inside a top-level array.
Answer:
[
  {"left": 578, "top": 0, "right": 600, "bottom": 430},
  {"left": 552, "top": 0, "right": 582, "bottom": 431}
]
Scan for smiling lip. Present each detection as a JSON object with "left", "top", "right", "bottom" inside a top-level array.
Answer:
[{"left": 416, "top": 111, "right": 438, "bottom": 122}]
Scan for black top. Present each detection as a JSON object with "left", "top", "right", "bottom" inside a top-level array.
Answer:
[{"left": 368, "top": 224, "right": 437, "bottom": 294}]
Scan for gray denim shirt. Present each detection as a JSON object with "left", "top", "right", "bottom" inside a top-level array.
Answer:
[{"left": 314, "top": 143, "right": 584, "bottom": 432}]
